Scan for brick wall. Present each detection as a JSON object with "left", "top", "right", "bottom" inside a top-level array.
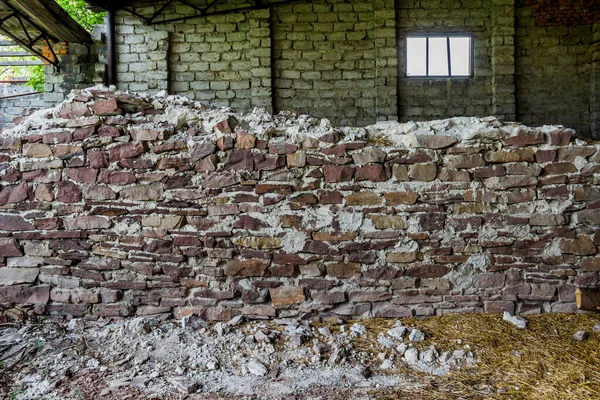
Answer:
[
  {"left": 397, "top": 1, "right": 495, "bottom": 122},
  {"left": 40, "top": 0, "right": 600, "bottom": 135},
  {"left": 522, "top": 0, "right": 600, "bottom": 27},
  {"left": 0, "top": 81, "right": 44, "bottom": 130},
  {"left": 271, "top": 0, "right": 397, "bottom": 126},
  {"left": 170, "top": 9, "right": 272, "bottom": 110},
  {"left": 0, "top": 90, "right": 599, "bottom": 319},
  {"left": 43, "top": 43, "right": 96, "bottom": 105},
  {"left": 515, "top": 4, "right": 596, "bottom": 136}
]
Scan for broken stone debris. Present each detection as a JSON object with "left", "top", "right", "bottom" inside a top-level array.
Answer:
[
  {"left": 572, "top": 330, "right": 589, "bottom": 342},
  {"left": 503, "top": 312, "right": 529, "bottom": 329},
  {"left": 0, "top": 316, "right": 479, "bottom": 398}
]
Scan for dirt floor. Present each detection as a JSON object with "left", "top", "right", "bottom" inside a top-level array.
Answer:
[{"left": 1, "top": 312, "right": 599, "bottom": 400}]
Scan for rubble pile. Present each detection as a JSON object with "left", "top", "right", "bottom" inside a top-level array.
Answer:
[
  {"left": 0, "top": 316, "right": 476, "bottom": 399},
  {"left": 0, "top": 85, "right": 599, "bottom": 321}
]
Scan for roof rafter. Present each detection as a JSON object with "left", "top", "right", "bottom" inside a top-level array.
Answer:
[
  {"left": 86, "top": 0, "right": 302, "bottom": 25},
  {"left": 0, "top": 0, "right": 92, "bottom": 69}
]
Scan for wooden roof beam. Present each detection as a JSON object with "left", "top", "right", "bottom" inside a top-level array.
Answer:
[{"left": 8, "top": 0, "right": 92, "bottom": 44}]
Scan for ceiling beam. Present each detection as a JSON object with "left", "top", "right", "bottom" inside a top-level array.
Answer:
[{"left": 8, "top": 0, "right": 92, "bottom": 43}]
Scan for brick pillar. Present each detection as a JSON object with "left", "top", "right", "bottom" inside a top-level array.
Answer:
[
  {"left": 491, "top": 0, "right": 516, "bottom": 121},
  {"left": 43, "top": 42, "right": 95, "bottom": 106},
  {"left": 249, "top": 9, "right": 273, "bottom": 112}
]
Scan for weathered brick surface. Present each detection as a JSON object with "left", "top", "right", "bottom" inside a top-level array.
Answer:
[{"left": 1, "top": 88, "right": 599, "bottom": 320}]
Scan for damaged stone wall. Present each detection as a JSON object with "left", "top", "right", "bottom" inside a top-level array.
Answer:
[
  {"left": 592, "top": 24, "right": 600, "bottom": 138},
  {"left": 0, "top": 87, "right": 599, "bottom": 320}
]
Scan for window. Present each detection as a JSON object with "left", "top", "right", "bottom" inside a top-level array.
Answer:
[{"left": 405, "top": 35, "right": 472, "bottom": 77}]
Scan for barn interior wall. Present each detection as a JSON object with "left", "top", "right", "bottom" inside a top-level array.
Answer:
[
  {"left": 44, "top": 0, "right": 599, "bottom": 136},
  {"left": 271, "top": 0, "right": 397, "bottom": 126},
  {"left": 515, "top": 1, "right": 596, "bottom": 137}
]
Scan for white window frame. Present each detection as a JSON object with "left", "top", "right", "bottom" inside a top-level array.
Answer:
[{"left": 405, "top": 34, "right": 473, "bottom": 78}]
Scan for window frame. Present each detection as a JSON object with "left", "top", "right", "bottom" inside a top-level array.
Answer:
[{"left": 404, "top": 33, "right": 474, "bottom": 79}]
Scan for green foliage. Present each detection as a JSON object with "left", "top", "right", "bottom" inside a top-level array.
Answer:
[
  {"left": 25, "top": 65, "right": 44, "bottom": 92},
  {"left": 8, "top": 388, "right": 24, "bottom": 400},
  {"left": 21, "top": 1, "right": 105, "bottom": 91},
  {"left": 56, "top": 0, "right": 106, "bottom": 32}
]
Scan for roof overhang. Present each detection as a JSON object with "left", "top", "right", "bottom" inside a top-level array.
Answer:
[{"left": 0, "top": 0, "right": 92, "bottom": 67}]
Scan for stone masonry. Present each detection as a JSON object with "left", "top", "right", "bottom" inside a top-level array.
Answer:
[{"left": 0, "top": 87, "right": 599, "bottom": 320}]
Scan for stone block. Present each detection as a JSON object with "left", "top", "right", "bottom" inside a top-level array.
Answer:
[
  {"left": 109, "top": 141, "right": 146, "bottom": 162},
  {"left": 323, "top": 165, "right": 354, "bottom": 182},
  {"left": 475, "top": 273, "right": 506, "bottom": 288},
  {"left": 483, "top": 300, "right": 514, "bottom": 314},
  {"left": 0, "top": 267, "right": 39, "bottom": 285},
  {"left": 326, "top": 262, "right": 361, "bottom": 278},
  {"left": 130, "top": 126, "right": 168, "bottom": 141},
  {"left": 234, "top": 236, "right": 281, "bottom": 250},
  {"left": 416, "top": 134, "right": 457, "bottom": 149},
  {"left": 120, "top": 183, "right": 163, "bottom": 200},
  {"left": 370, "top": 215, "right": 406, "bottom": 230},
  {"left": 560, "top": 235, "right": 597, "bottom": 255},
  {"left": 355, "top": 164, "right": 388, "bottom": 181},
  {"left": 0, "top": 182, "right": 29, "bottom": 204},
  {"left": 225, "top": 150, "right": 254, "bottom": 171},
  {"left": 409, "top": 163, "right": 437, "bottom": 181},
  {"left": 235, "top": 131, "right": 256, "bottom": 149},
  {"left": 63, "top": 216, "right": 111, "bottom": 230},
  {"left": 287, "top": 152, "right": 306, "bottom": 167},
  {"left": 444, "top": 154, "right": 485, "bottom": 169},
  {"left": 224, "top": 259, "right": 268, "bottom": 276},
  {"left": 66, "top": 168, "right": 98, "bottom": 184},
  {"left": 142, "top": 215, "right": 185, "bottom": 230},
  {"left": 387, "top": 251, "right": 417, "bottom": 263},
  {"left": 0, "top": 284, "right": 49, "bottom": 304},
  {"left": 352, "top": 147, "right": 386, "bottom": 164},
  {"left": 383, "top": 191, "right": 418, "bottom": 205},
  {"left": 270, "top": 286, "right": 305, "bottom": 307},
  {"left": 311, "top": 290, "right": 345, "bottom": 304},
  {"left": 23, "top": 143, "right": 52, "bottom": 158},
  {"left": 345, "top": 192, "right": 381, "bottom": 205}
]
